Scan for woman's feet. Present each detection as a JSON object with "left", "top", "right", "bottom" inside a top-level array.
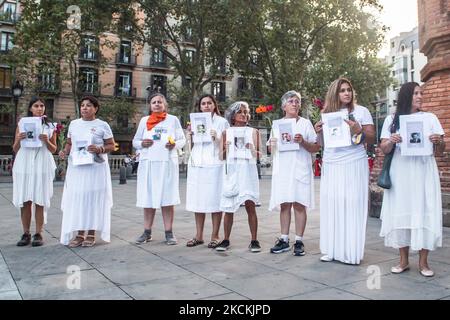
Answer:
[
  {"left": 186, "top": 238, "right": 204, "bottom": 247},
  {"left": 68, "top": 235, "right": 85, "bottom": 248},
  {"left": 17, "top": 232, "right": 31, "bottom": 246},
  {"left": 31, "top": 233, "right": 44, "bottom": 247},
  {"left": 419, "top": 265, "right": 434, "bottom": 277},
  {"left": 391, "top": 264, "right": 409, "bottom": 274},
  {"left": 82, "top": 234, "right": 96, "bottom": 247}
]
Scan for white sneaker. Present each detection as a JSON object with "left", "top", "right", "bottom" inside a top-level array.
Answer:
[{"left": 320, "top": 255, "right": 333, "bottom": 262}]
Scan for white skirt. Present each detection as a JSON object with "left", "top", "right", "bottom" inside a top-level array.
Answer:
[
  {"left": 219, "top": 162, "right": 259, "bottom": 213},
  {"left": 60, "top": 161, "right": 113, "bottom": 245},
  {"left": 379, "top": 151, "right": 442, "bottom": 251},
  {"left": 13, "top": 147, "right": 56, "bottom": 224},
  {"left": 320, "top": 157, "right": 369, "bottom": 264},
  {"left": 136, "top": 160, "right": 180, "bottom": 209},
  {"left": 186, "top": 164, "right": 224, "bottom": 213},
  {"left": 269, "top": 157, "right": 314, "bottom": 211}
]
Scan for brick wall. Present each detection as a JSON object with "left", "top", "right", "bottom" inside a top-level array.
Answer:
[{"left": 418, "top": 0, "right": 450, "bottom": 193}]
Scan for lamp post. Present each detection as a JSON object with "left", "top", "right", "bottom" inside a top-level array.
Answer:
[{"left": 11, "top": 80, "right": 23, "bottom": 145}]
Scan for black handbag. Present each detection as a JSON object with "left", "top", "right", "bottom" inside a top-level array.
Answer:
[{"left": 377, "top": 145, "right": 395, "bottom": 189}]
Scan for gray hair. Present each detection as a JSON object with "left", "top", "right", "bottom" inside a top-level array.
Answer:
[
  {"left": 281, "top": 90, "right": 301, "bottom": 110},
  {"left": 225, "top": 101, "right": 249, "bottom": 125}
]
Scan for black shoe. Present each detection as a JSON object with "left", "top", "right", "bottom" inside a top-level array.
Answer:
[
  {"left": 249, "top": 240, "right": 261, "bottom": 252},
  {"left": 270, "top": 238, "right": 290, "bottom": 254},
  {"left": 215, "top": 240, "right": 230, "bottom": 251},
  {"left": 17, "top": 233, "right": 31, "bottom": 246},
  {"left": 293, "top": 240, "right": 305, "bottom": 256},
  {"left": 31, "top": 233, "right": 44, "bottom": 247}
]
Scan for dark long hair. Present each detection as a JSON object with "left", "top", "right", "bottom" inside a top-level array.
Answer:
[
  {"left": 27, "top": 97, "right": 51, "bottom": 126},
  {"left": 390, "top": 82, "right": 419, "bottom": 133},
  {"left": 197, "top": 94, "right": 221, "bottom": 116}
]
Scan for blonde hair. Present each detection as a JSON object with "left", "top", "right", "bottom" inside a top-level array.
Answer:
[{"left": 323, "top": 78, "right": 355, "bottom": 113}]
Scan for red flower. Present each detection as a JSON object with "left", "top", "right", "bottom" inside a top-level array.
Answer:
[
  {"left": 313, "top": 98, "right": 324, "bottom": 110},
  {"left": 266, "top": 105, "right": 274, "bottom": 112}
]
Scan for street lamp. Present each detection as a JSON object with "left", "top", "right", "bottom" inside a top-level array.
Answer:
[{"left": 11, "top": 80, "right": 23, "bottom": 145}]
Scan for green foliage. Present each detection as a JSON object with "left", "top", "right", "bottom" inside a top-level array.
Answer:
[
  {"left": 137, "top": 0, "right": 236, "bottom": 112},
  {"left": 97, "top": 97, "right": 137, "bottom": 124},
  {"left": 3, "top": 0, "right": 136, "bottom": 117},
  {"left": 230, "top": 0, "right": 393, "bottom": 115}
]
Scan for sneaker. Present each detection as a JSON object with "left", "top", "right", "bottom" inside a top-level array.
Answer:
[
  {"left": 135, "top": 230, "right": 152, "bottom": 244},
  {"left": 215, "top": 240, "right": 230, "bottom": 251},
  {"left": 165, "top": 231, "right": 177, "bottom": 245},
  {"left": 293, "top": 240, "right": 305, "bottom": 256},
  {"left": 249, "top": 240, "right": 261, "bottom": 253},
  {"left": 31, "top": 233, "right": 44, "bottom": 247},
  {"left": 17, "top": 233, "right": 31, "bottom": 246},
  {"left": 270, "top": 238, "right": 290, "bottom": 254}
]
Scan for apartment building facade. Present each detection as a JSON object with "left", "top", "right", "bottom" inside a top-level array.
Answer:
[{"left": 0, "top": 2, "right": 264, "bottom": 154}]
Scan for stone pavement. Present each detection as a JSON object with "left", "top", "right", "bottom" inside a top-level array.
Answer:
[{"left": 1, "top": 178, "right": 450, "bottom": 300}]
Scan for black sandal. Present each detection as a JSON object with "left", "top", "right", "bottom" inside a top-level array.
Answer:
[{"left": 186, "top": 238, "right": 204, "bottom": 247}]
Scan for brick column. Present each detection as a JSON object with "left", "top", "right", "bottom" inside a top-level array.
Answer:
[{"left": 418, "top": 0, "right": 450, "bottom": 225}]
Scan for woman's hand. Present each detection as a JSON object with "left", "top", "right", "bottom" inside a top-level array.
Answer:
[
  {"left": 87, "top": 145, "right": 100, "bottom": 154},
  {"left": 389, "top": 133, "right": 402, "bottom": 144},
  {"left": 16, "top": 132, "right": 26, "bottom": 141},
  {"left": 344, "top": 119, "right": 362, "bottom": 135},
  {"left": 142, "top": 139, "right": 153, "bottom": 148},
  {"left": 294, "top": 133, "right": 304, "bottom": 144},
  {"left": 39, "top": 133, "right": 49, "bottom": 144},
  {"left": 165, "top": 142, "right": 175, "bottom": 150},
  {"left": 430, "top": 134, "right": 443, "bottom": 145},
  {"left": 314, "top": 121, "right": 323, "bottom": 133},
  {"left": 59, "top": 150, "right": 67, "bottom": 160}
]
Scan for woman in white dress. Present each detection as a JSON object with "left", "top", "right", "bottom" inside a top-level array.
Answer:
[
  {"left": 314, "top": 78, "right": 375, "bottom": 264},
  {"left": 133, "top": 93, "right": 186, "bottom": 245},
  {"left": 59, "top": 96, "right": 115, "bottom": 247},
  {"left": 216, "top": 101, "right": 261, "bottom": 252},
  {"left": 12, "top": 97, "right": 57, "bottom": 247},
  {"left": 186, "top": 94, "right": 229, "bottom": 248},
  {"left": 379, "top": 82, "right": 445, "bottom": 277},
  {"left": 268, "top": 91, "right": 320, "bottom": 256}
]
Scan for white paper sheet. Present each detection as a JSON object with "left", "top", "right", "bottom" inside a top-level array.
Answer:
[
  {"left": 72, "top": 134, "right": 94, "bottom": 165},
  {"left": 322, "top": 110, "right": 351, "bottom": 148},
  {"left": 190, "top": 112, "right": 213, "bottom": 143},
  {"left": 227, "top": 127, "right": 252, "bottom": 160},
  {"left": 273, "top": 118, "right": 300, "bottom": 152},
  {"left": 399, "top": 114, "right": 433, "bottom": 156},
  {"left": 19, "top": 117, "right": 43, "bottom": 148}
]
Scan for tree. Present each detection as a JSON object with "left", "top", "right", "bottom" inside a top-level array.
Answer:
[
  {"left": 137, "top": 0, "right": 236, "bottom": 112},
  {"left": 4, "top": 0, "right": 136, "bottom": 117},
  {"left": 230, "top": 0, "right": 392, "bottom": 111}
]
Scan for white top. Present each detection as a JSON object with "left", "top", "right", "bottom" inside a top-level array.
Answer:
[
  {"left": 132, "top": 114, "right": 186, "bottom": 161},
  {"left": 68, "top": 118, "right": 113, "bottom": 161},
  {"left": 380, "top": 112, "right": 444, "bottom": 150},
  {"left": 322, "top": 105, "right": 373, "bottom": 163},
  {"left": 190, "top": 114, "right": 229, "bottom": 167}
]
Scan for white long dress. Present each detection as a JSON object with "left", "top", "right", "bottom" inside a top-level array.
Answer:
[
  {"left": 320, "top": 105, "right": 373, "bottom": 264},
  {"left": 379, "top": 112, "right": 444, "bottom": 251},
  {"left": 186, "top": 114, "right": 229, "bottom": 213},
  {"left": 133, "top": 114, "right": 186, "bottom": 209},
  {"left": 269, "top": 117, "right": 317, "bottom": 211},
  {"left": 13, "top": 120, "right": 56, "bottom": 224},
  {"left": 60, "top": 119, "right": 113, "bottom": 245},
  {"left": 219, "top": 127, "right": 260, "bottom": 213}
]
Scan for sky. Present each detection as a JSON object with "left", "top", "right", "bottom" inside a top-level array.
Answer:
[{"left": 375, "top": 0, "right": 419, "bottom": 58}]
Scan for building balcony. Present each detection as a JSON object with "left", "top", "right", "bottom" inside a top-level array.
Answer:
[
  {"left": 79, "top": 52, "right": 98, "bottom": 62},
  {"left": 0, "top": 88, "right": 12, "bottom": 97},
  {"left": 149, "top": 60, "right": 169, "bottom": 69},
  {"left": 78, "top": 82, "right": 101, "bottom": 96},
  {"left": 115, "top": 87, "right": 136, "bottom": 98},
  {"left": 115, "top": 54, "right": 137, "bottom": 67},
  {"left": 0, "top": 12, "right": 20, "bottom": 25}
]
